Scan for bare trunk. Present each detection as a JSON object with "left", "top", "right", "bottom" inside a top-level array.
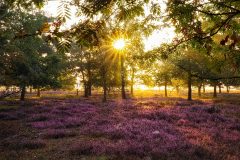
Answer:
[
  {"left": 164, "top": 81, "right": 167, "bottom": 97},
  {"left": 218, "top": 84, "right": 221, "bottom": 93},
  {"left": 88, "top": 82, "right": 92, "bottom": 96},
  {"left": 176, "top": 86, "right": 180, "bottom": 95},
  {"left": 103, "top": 82, "right": 107, "bottom": 102},
  {"left": 37, "top": 87, "right": 41, "bottom": 97},
  {"left": 213, "top": 84, "right": 217, "bottom": 98},
  {"left": 198, "top": 85, "right": 201, "bottom": 97},
  {"left": 121, "top": 55, "right": 126, "bottom": 99},
  {"left": 187, "top": 73, "right": 192, "bottom": 101},
  {"left": 87, "top": 68, "right": 92, "bottom": 96},
  {"left": 84, "top": 83, "right": 88, "bottom": 97},
  {"left": 226, "top": 85, "right": 230, "bottom": 93},
  {"left": 107, "top": 86, "right": 111, "bottom": 94},
  {"left": 76, "top": 89, "right": 79, "bottom": 96},
  {"left": 203, "top": 84, "right": 205, "bottom": 93},
  {"left": 20, "top": 85, "right": 26, "bottom": 101},
  {"left": 30, "top": 86, "right": 32, "bottom": 94},
  {"left": 102, "top": 71, "right": 107, "bottom": 102},
  {"left": 130, "top": 84, "right": 133, "bottom": 96},
  {"left": 130, "top": 68, "right": 135, "bottom": 96}
]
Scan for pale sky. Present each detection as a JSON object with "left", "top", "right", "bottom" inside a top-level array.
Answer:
[{"left": 43, "top": 0, "right": 175, "bottom": 51}]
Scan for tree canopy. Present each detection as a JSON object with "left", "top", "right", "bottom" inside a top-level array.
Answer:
[{"left": 1, "top": 0, "right": 240, "bottom": 101}]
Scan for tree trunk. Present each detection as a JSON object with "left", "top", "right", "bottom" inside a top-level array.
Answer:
[
  {"left": 213, "top": 84, "right": 217, "bottom": 98},
  {"left": 130, "top": 84, "right": 133, "bottom": 96},
  {"left": 176, "top": 86, "right": 180, "bottom": 95},
  {"left": 76, "top": 89, "right": 79, "bottom": 96},
  {"left": 202, "top": 83, "right": 205, "bottom": 93},
  {"left": 120, "top": 55, "right": 126, "bottom": 99},
  {"left": 81, "top": 70, "right": 88, "bottom": 97},
  {"left": 130, "top": 68, "right": 135, "bottom": 96},
  {"left": 107, "top": 86, "right": 111, "bottom": 94},
  {"left": 164, "top": 80, "right": 167, "bottom": 97},
  {"left": 102, "top": 70, "right": 107, "bottom": 102},
  {"left": 218, "top": 84, "right": 221, "bottom": 93},
  {"left": 87, "top": 69, "right": 92, "bottom": 96},
  {"left": 37, "top": 87, "right": 41, "bottom": 97},
  {"left": 30, "top": 86, "right": 32, "bottom": 94},
  {"left": 20, "top": 85, "right": 26, "bottom": 101},
  {"left": 187, "top": 73, "right": 192, "bottom": 101},
  {"left": 226, "top": 85, "right": 230, "bottom": 93},
  {"left": 88, "top": 82, "right": 92, "bottom": 96},
  {"left": 198, "top": 85, "right": 201, "bottom": 97},
  {"left": 84, "top": 83, "right": 88, "bottom": 97}
]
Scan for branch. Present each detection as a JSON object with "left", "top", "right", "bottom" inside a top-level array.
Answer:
[
  {"left": 176, "top": 63, "right": 240, "bottom": 81},
  {"left": 215, "top": 1, "right": 240, "bottom": 12},
  {"left": 196, "top": 9, "right": 239, "bottom": 16},
  {"left": 166, "top": 12, "right": 237, "bottom": 54},
  {"left": 13, "top": 32, "right": 40, "bottom": 40}
]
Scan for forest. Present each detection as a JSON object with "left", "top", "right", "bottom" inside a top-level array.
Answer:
[{"left": 0, "top": 0, "right": 240, "bottom": 159}]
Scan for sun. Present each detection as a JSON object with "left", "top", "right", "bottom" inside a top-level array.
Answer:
[
  {"left": 113, "top": 39, "right": 125, "bottom": 50},
  {"left": 43, "top": 1, "right": 176, "bottom": 51}
]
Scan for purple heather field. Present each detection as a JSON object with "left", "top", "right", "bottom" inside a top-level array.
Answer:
[{"left": 0, "top": 96, "right": 240, "bottom": 160}]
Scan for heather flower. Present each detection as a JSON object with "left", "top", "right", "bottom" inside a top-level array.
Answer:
[
  {"left": 5, "top": 139, "right": 46, "bottom": 150},
  {"left": 2, "top": 97, "right": 239, "bottom": 159},
  {"left": 43, "top": 129, "right": 76, "bottom": 139}
]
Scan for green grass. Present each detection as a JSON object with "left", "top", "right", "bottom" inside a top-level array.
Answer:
[{"left": 0, "top": 105, "right": 19, "bottom": 111}]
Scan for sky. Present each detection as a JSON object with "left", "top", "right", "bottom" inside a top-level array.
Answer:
[{"left": 43, "top": 0, "right": 175, "bottom": 51}]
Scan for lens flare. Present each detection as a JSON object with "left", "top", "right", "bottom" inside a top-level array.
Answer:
[{"left": 113, "top": 38, "right": 125, "bottom": 50}]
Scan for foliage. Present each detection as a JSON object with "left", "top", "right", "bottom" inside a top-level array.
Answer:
[{"left": 0, "top": 2, "right": 68, "bottom": 100}]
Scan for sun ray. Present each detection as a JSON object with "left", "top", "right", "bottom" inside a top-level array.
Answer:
[{"left": 113, "top": 39, "right": 125, "bottom": 50}]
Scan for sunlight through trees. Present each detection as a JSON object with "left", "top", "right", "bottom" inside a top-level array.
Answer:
[{"left": 0, "top": 1, "right": 240, "bottom": 159}]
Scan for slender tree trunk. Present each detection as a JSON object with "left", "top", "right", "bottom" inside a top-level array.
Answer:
[
  {"left": 103, "top": 83, "right": 107, "bottom": 102},
  {"left": 37, "top": 87, "right": 41, "bottom": 97},
  {"left": 130, "top": 68, "right": 135, "bottom": 96},
  {"left": 107, "top": 86, "right": 111, "bottom": 94},
  {"left": 202, "top": 83, "right": 205, "bottom": 93},
  {"left": 218, "top": 84, "right": 221, "bottom": 93},
  {"left": 30, "top": 86, "right": 32, "bottom": 94},
  {"left": 87, "top": 68, "right": 92, "bottom": 96},
  {"left": 213, "top": 83, "right": 217, "bottom": 98},
  {"left": 76, "top": 89, "right": 79, "bottom": 96},
  {"left": 84, "top": 83, "right": 88, "bottom": 97},
  {"left": 176, "top": 86, "right": 180, "bottom": 95},
  {"left": 102, "top": 70, "right": 107, "bottom": 102},
  {"left": 198, "top": 85, "right": 202, "bottom": 97},
  {"left": 121, "top": 55, "right": 126, "bottom": 99},
  {"left": 164, "top": 80, "right": 168, "bottom": 97},
  {"left": 130, "top": 84, "right": 133, "bottom": 96},
  {"left": 20, "top": 85, "right": 26, "bottom": 101},
  {"left": 226, "top": 85, "right": 230, "bottom": 93},
  {"left": 187, "top": 73, "right": 192, "bottom": 101},
  {"left": 88, "top": 82, "right": 92, "bottom": 96},
  {"left": 81, "top": 71, "right": 88, "bottom": 97}
]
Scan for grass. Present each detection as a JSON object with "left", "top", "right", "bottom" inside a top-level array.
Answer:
[{"left": 0, "top": 105, "right": 19, "bottom": 111}]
